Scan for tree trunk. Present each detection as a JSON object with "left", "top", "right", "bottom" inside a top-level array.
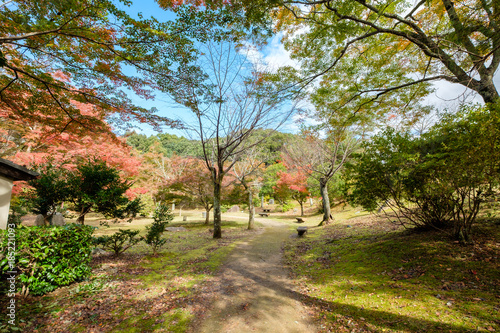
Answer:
[
  {"left": 478, "top": 82, "right": 499, "bottom": 105},
  {"left": 76, "top": 206, "right": 86, "bottom": 225},
  {"left": 300, "top": 201, "right": 304, "bottom": 216},
  {"left": 318, "top": 178, "right": 333, "bottom": 226},
  {"left": 76, "top": 214, "right": 85, "bottom": 225},
  {"left": 205, "top": 208, "right": 210, "bottom": 225},
  {"left": 248, "top": 188, "right": 255, "bottom": 230},
  {"left": 76, "top": 205, "right": 92, "bottom": 225},
  {"left": 213, "top": 180, "right": 222, "bottom": 239}
]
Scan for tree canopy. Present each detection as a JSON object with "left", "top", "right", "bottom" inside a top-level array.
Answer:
[
  {"left": 0, "top": 0, "right": 225, "bottom": 139},
  {"left": 220, "top": 0, "right": 499, "bottom": 115}
]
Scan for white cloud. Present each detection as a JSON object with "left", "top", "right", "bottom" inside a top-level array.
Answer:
[
  {"left": 241, "top": 33, "right": 300, "bottom": 72},
  {"left": 261, "top": 34, "right": 299, "bottom": 71},
  {"left": 424, "top": 80, "right": 485, "bottom": 111}
]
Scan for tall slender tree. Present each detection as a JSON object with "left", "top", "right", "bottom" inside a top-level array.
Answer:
[
  {"left": 230, "top": 147, "right": 266, "bottom": 230},
  {"left": 283, "top": 129, "right": 359, "bottom": 225},
  {"left": 170, "top": 40, "right": 295, "bottom": 238}
]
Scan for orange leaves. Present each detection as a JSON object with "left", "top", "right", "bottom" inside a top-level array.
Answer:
[
  {"left": 276, "top": 169, "right": 309, "bottom": 194},
  {"left": 156, "top": 0, "right": 206, "bottom": 9},
  {"left": 51, "top": 70, "right": 71, "bottom": 83},
  {"left": 396, "top": 38, "right": 412, "bottom": 52},
  {"left": 70, "top": 100, "right": 100, "bottom": 117},
  {"left": 9, "top": 126, "right": 142, "bottom": 178}
]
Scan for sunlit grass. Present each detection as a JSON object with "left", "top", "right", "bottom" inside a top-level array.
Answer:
[{"left": 283, "top": 206, "right": 500, "bottom": 332}]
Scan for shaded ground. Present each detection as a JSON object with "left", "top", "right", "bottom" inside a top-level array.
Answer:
[
  {"left": 192, "top": 217, "right": 319, "bottom": 333},
  {"left": 0, "top": 220, "right": 255, "bottom": 332}
]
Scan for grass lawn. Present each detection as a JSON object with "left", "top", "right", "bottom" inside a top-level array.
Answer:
[
  {"left": 2, "top": 211, "right": 259, "bottom": 333},
  {"left": 2, "top": 203, "right": 499, "bottom": 332},
  {"left": 282, "top": 205, "right": 500, "bottom": 332}
]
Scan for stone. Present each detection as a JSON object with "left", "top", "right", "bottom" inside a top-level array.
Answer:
[
  {"left": 228, "top": 205, "right": 239, "bottom": 212},
  {"left": 51, "top": 212, "right": 65, "bottom": 226},
  {"left": 35, "top": 214, "right": 45, "bottom": 226},
  {"left": 165, "top": 227, "right": 187, "bottom": 232},
  {"left": 268, "top": 199, "right": 275, "bottom": 205},
  {"left": 92, "top": 248, "right": 108, "bottom": 256},
  {"left": 202, "top": 212, "right": 206, "bottom": 218},
  {"left": 183, "top": 216, "right": 187, "bottom": 221},
  {"left": 297, "top": 226, "right": 308, "bottom": 236}
]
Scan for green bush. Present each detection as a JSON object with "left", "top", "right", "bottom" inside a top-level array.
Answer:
[
  {"left": 279, "top": 202, "right": 294, "bottom": 212},
  {"left": 0, "top": 224, "right": 94, "bottom": 296},
  {"left": 93, "top": 229, "right": 141, "bottom": 256},
  {"left": 145, "top": 205, "right": 173, "bottom": 255},
  {"left": 7, "top": 196, "right": 29, "bottom": 226},
  {"left": 346, "top": 104, "right": 500, "bottom": 243},
  {"left": 153, "top": 203, "right": 171, "bottom": 223}
]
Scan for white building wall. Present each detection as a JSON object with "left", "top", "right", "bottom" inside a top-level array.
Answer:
[{"left": 0, "top": 175, "right": 14, "bottom": 229}]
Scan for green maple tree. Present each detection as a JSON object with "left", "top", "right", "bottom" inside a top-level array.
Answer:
[{"left": 210, "top": 0, "right": 500, "bottom": 115}]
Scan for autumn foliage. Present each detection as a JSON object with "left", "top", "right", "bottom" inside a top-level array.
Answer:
[{"left": 274, "top": 167, "right": 310, "bottom": 216}]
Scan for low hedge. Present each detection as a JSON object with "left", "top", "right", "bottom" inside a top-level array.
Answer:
[{"left": 0, "top": 224, "right": 94, "bottom": 296}]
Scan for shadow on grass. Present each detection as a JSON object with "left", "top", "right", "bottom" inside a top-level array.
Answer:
[
  {"left": 223, "top": 263, "right": 481, "bottom": 333},
  {"left": 9, "top": 225, "right": 253, "bottom": 332},
  {"left": 282, "top": 220, "right": 500, "bottom": 332}
]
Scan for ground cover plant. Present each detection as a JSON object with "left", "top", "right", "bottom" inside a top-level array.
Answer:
[
  {"left": 93, "top": 229, "right": 142, "bottom": 256},
  {"left": 282, "top": 205, "right": 500, "bottom": 332},
  {"left": 0, "top": 213, "right": 257, "bottom": 332}
]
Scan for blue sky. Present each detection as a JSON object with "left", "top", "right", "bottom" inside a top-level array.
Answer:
[
  {"left": 116, "top": 0, "right": 499, "bottom": 138},
  {"left": 113, "top": 0, "right": 302, "bottom": 138}
]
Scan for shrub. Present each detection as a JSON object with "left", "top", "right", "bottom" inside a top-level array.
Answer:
[
  {"left": 7, "top": 196, "right": 29, "bottom": 226},
  {"left": 23, "top": 162, "right": 70, "bottom": 225},
  {"left": 220, "top": 204, "right": 231, "bottom": 213},
  {"left": 153, "top": 203, "right": 171, "bottom": 223},
  {"left": 144, "top": 206, "right": 173, "bottom": 255},
  {"left": 0, "top": 224, "right": 94, "bottom": 296},
  {"left": 346, "top": 104, "right": 500, "bottom": 243},
  {"left": 67, "top": 158, "right": 137, "bottom": 224},
  {"left": 93, "top": 229, "right": 141, "bottom": 256},
  {"left": 279, "top": 202, "right": 294, "bottom": 212}
]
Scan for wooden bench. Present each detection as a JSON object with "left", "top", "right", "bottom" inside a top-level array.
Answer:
[
  {"left": 297, "top": 226, "right": 308, "bottom": 236},
  {"left": 258, "top": 213, "right": 269, "bottom": 217},
  {"left": 295, "top": 217, "right": 305, "bottom": 223}
]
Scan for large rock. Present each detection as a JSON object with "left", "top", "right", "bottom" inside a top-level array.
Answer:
[
  {"left": 35, "top": 214, "right": 45, "bottom": 226},
  {"left": 92, "top": 248, "right": 108, "bottom": 256},
  {"left": 228, "top": 205, "right": 240, "bottom": 213},
  {"left": 165, "top": 227, "right": 187, "bottom": 232},
  {"left": 51, "top": 212, "right": 65, "bottom": 226}
]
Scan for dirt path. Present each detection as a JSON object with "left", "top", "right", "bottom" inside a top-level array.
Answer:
[{"left": 193, "top": 217, "right": 319, "bottom": 333}]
